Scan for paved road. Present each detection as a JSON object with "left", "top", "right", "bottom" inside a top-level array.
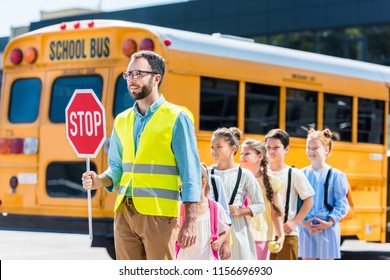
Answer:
[
  {"left": 0, "top": 230, "right": 111, "bottom": 260},
  {"left": 341, "top": 239, "right": 390, "bottom": 260},
  {"left": 1, "top": 229, "right": 390, "bottom": 260}
]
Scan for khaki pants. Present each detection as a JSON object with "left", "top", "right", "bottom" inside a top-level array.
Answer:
[
  {"left": 270, "top": 235, "right": 298, "bottom": 260},
  {"left": 114, "top": 197, "right": 179, "bottom": 260}
]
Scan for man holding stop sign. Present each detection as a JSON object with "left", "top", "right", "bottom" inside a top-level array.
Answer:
[{"left": 82, "top": 50, "right": 201, "bottom": 260}]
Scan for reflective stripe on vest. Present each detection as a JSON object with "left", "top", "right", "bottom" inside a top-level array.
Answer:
[
  {"left": 118, "top": 185, "right": 180, "bottom": 200},
  {"left": 122, "top": 163, "right": 179, "bottom": 175},
  {"left": 113, "top": 101, "right": 186, "bottom": 216}
]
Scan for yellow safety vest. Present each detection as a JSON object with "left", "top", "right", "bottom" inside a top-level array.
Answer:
[{"left": 113, "top": 101, "right": 185, "bottom": 217}]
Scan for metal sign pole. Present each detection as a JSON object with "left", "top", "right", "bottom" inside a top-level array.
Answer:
[
  {"left": 66, "top": 89, "right": 105, "bottom": 242},
  {"left": 86, "top": 157, "right": 93, "bottom": 240}
]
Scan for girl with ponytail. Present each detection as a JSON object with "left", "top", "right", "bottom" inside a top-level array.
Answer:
[
  {"left": 209, "top": 127, "right": 265, "bottom": 260},
  {"left": 299, "top": 128, "right": 350, "bottom": 260}
]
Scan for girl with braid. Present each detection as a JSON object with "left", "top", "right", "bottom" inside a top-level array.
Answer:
[{"left": 240, "top": 139, "right": 285, "bottom": 260}]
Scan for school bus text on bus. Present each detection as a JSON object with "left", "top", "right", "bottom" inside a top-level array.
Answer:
[{"left": 49, "top": 37, "right": 110, "bottom": 61}]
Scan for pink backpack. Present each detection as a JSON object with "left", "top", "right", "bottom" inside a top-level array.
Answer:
[{"left": 175, "top": 198, "right": 219, "bottom": 260}]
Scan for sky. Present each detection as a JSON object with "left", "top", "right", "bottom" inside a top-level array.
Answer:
[{"left": 0, "top": 0, "right": 187, "bottom": 37}]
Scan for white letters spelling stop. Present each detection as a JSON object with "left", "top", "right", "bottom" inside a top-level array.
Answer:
[{"left": 69, "top": 111, "right": 102, "bottom": 137}]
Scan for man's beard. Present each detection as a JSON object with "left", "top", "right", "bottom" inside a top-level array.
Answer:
[{"left": 129, "top": 78, "right": 153, "bottom": 100}]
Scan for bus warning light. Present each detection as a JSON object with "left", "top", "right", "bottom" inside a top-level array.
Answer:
[
  {"left": 11, "top": 138, "right": 24, "bottom": 154},
  {"left": 0, "top": 138, "right": 11, "bottom": 154},
  {"left": 60, "top": 22, "right": 67, "bottom": 30},
  {"left": 24, "top": 47, "right": 38, "bottom": 64},
  {"left": 88, "top": 20, "right": 95, "bottom": 28},
  {"left": 10, "top": 48, "right": 23, "bottom": 65},
  {"left": 164, "top": 39, "right": 172, "bottom": 46},
  {"left": 140, "top": 38, "right": 154, "bottom": 51},
  {"left": 122, "top": 39, "right": 137, "bottom": 57},
  {"left": 74, "top": 21, "right": 80, "bottom": 29}
]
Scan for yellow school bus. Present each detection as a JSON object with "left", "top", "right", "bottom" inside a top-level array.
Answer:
[{"left": 0, "top": 20, "right": 389, "bottom": 257}]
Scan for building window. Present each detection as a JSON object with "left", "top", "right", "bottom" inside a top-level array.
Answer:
[
  {"left": 318, "top": 29, "right": 344, "bottom": 57},
  {"left": 287, "top": 31, "right": 314, "bottom": 52},
  {"left": 367, "top": 25, "right": 390, "bottom": 66}
]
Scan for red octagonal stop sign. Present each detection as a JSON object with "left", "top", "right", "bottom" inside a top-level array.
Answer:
[{"left": 65, "top": 89, "right": 106, "bottom": 158}]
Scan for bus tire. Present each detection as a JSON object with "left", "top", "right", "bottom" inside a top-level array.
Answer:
[{"left": 92, "top": 236, "right": 116, "bottom": 259}]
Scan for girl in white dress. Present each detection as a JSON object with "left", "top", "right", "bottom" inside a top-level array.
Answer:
[
  {"left": 209, "top": 127, "right": 265, "bottom": 260},
  {"left": 176, "top": 163, "right": 230, "bottom": 260}
]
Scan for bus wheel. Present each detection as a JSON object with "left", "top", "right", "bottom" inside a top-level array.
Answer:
[
  {"left": 105, "top": 238, "right": 116, "bottom": 260},
  {"left": 91, "top": 236, "right": 116, "bottom": 259}
]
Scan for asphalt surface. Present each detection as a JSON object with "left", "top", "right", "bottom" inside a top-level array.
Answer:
[
  {"left": 1, "top": 229, "right": 389, "bottom": 260},
  {"left": 341, "top": 239, "right": 390, "bottom": 260}
]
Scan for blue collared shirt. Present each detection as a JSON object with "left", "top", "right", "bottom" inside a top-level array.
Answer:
[{"left": 103, "top": 94, "right": 201, "bottom": 203}]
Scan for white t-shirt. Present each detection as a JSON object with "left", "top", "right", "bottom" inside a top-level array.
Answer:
[{"left": 269, "top": 165, "right": 315, "bottom": 236}]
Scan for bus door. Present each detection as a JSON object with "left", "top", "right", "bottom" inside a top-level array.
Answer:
[
  {"left": 0, "top": 72, "right": 42, "bottom": 211},
  {"left": 37, "top": 69, "right": 110, "bottom": 210}
]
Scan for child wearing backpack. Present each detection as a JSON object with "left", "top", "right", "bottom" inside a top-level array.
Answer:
[
  {"left": 265, "top": 129, "right": 315, "bottom": 260},
  {"left": 299, "top": 128, "right": 350, "bottom": 260},
  {"left": 239, "top": 139, "right": 285, "bottom": 260},
  {"left": 175, "top": 163, "right": 230, "bottom": 260},
  {"left": 209, "top": 127, "right": 265, "bottom": 260}
]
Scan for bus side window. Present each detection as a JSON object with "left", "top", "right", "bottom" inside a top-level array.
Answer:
[
  {"left": 46, "top": 161, "right": 97, "bottom": 198},
  {"left": 286, "top": 88, "right": 317, "bottom": 138},
  {"left": 200, "top": 77, "right": 238, "bottom": 131},
  {"left": 245, "top": 82, "right": 280, "bottom": 135},
  {"left": 113, "top": 74, "right": 135, "bottom": 117},
  {"left": 358, "top": 98, "right": 384, "bottom": 144},
  {"left": 9, "top": 78, "right": 41, "bottom": 123},
  {"left": 323, "top": 93, "right": 352, "bottom": 142},
  {"left": 50, "top": 75, "right": 103, "bottom": 123}
]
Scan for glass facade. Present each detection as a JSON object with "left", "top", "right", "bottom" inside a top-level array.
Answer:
[{"left": 253, "top": 25, "right": 390, "bottom": 66}]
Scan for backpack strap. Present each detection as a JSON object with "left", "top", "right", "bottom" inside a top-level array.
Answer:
[
  {"left": 229, "top": 166, "right": 242, "bottom": 205},
  {"left": 210, "top": 168, "right": 219, "bottom": 202},
  {"left": 284, "top": 167, "right": 293, "bottom": 223},
  {"left": 324, "top": 168, "right": 333, "bottom": 212},
  {"left": 208, "top": 198, "right": 220, "bottom": 260}
]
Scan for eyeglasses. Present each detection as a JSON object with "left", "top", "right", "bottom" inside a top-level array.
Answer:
[{"left": 122, "top": 70, "right": 158, "bottom": 80}]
